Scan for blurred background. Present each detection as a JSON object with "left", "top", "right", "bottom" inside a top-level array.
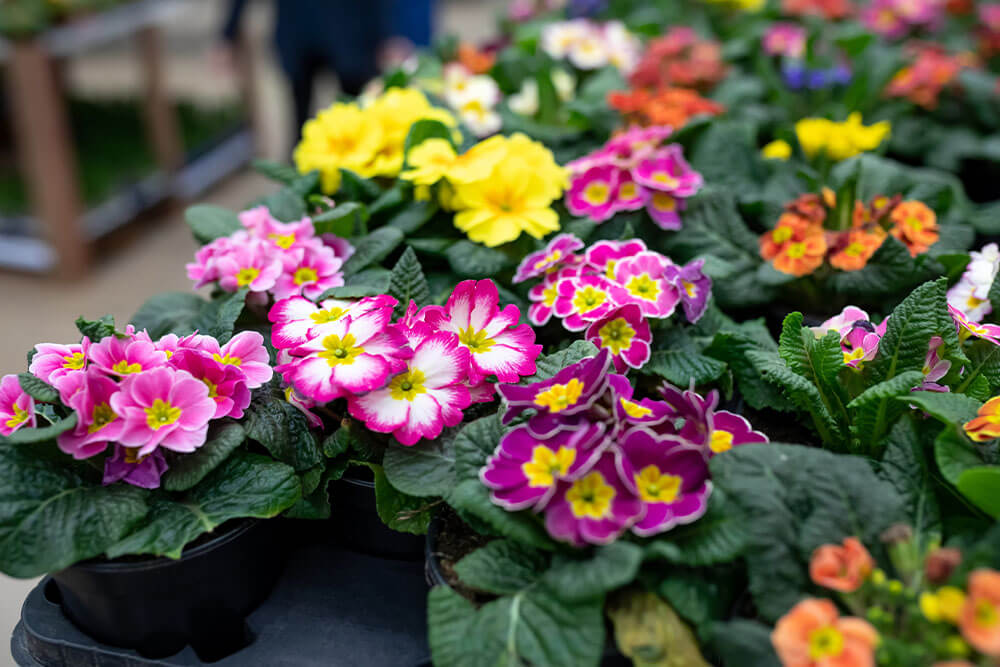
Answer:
[{"left": 0, "top": 0, "right": 505, "bottom": 660}]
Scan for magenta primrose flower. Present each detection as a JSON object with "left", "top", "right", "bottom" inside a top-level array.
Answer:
[
  {"left": 103, "top": 446, "right": 168, "bottom": 490},
  {"left": 88, "top": 335, "right": 168, "bottom": 378},
  {"left": 170, "top": 350, "right": 252, "bottom": 420},
  {"left": 188, "top": 331, "right": 274, "bottom": 389},
  {"left": 610, "top": 251, "right": 680, "bottom": 318},
  {"left": 585, "top": 304, "right": 652, "bottom": 372},
  {"left": 110, "top": 366, "right": 217, "bottom": 457},
  {"left": 527, "top": 269, "right": 573, "bottom": 327},
  {"left": 0, "top": 374, "right": 35, "bottom": 437},
  {"left": 633, "top": 145, "right": 703, "bottom": 198},
  {"left": 513, "top": 233, "right": 584, "bottom": 284},
  {"left": 214, "top": 239, "right": 284, "bottom": 293},
  {"left": 566, "top": 164, "right": 621, "bottom": 222},
  {"left": 272, "top": 244, "right": 345, "bottom": 301},
  {"left": 762, "top": 22, "right": 807, "bottom": 58},
  {"left": 553, "top": 274, "right": 619, "bottom": 331},
  {"left": 663, "top": 258, "right": 711, "bottom": 323},
  {"left": 584, "top": 239, "right": 647, "bottom": 279},
  {"left": 56, "top": 369, "right": 124, "bottom": 459},
  {"left": 918, "top": 336, "right": 951, "bottom": 392},
  {"left": 708, "top": 411, "right": 769, "bottom": 456},
  {"left": 28, "top": 340, "right": 90, "bottom": 386}
]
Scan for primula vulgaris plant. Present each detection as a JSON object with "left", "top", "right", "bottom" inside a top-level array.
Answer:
[{"left": 0, "top": 317, "right": 301, "bottom": 577}]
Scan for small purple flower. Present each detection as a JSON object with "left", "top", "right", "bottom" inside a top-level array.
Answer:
[
  {"left": 782, "top": 62, "right": 807, "bottom": 90},
  {"left": 918, "top": 336, "right": 951, "bottom": 392},
  {"left": 645, "top": 191, "right": 686, "bottom": 230},
  {"left": 585, "top": 305, "right": 652, "bottom": 373},
  {"left": 544, "top": 450, "right": 645, "bottom": 546},
  {"left": 607, "top": 374, "right": 672, "bottom": 429},
  {"left": 663, "top": 259, "right": 712, "bottom": 323},
  {"left": 514, "top": 233, "right": 584, "bottom": 284},
  {"left": 618, "top": 428, "right": 711, "bottom": 537},
  {"left": 103, "top": 446, "right": 169, "bottom": 490},
  {"left": 480, "top": 422, "right": 608, "bottom": 511},
  {"left": 657, "top": 382, "right": 718, "bottom": 447}
]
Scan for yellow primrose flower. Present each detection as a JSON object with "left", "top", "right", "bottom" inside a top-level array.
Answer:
[
  {"left": 795, "top": 113, "right": 891, "bottom": 162},
  {"left": 401, "top": 139, "right": 458, "bottom": 186},
  {"left": 762, "top": 139, "right": 792, "bottom": 160},
  {"left": 503, "top": 133, "right": 569, "bottom": 200},
  {"left": 293, "top": 103, "right": 383, "bottom": 193},
  {"left": 364, "top": 88, "right": 459, "bottom": 178},
  {"left": 446, "top": 135, "right": 508, "bottom": 184}
]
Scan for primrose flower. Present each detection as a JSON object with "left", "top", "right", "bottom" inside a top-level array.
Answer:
[
  {"left": 842, "top": 320, "right": 887, "bottom": 368},
  {"left": 55, "top": 370, "right": 123, "bottom": 459},
  {"left": 633, "top": 146, "right": 703, "bottom": 197},
  {"left": 29, "top": 340, "right": 90, "bottom": 387},
  {"left": 110, "top": 366, "right": 216, "bottom": 456},
  {"left": 584, "top": 239, "right": 647, "bottom": 279},
  {"left": 89, "top": 334, "right": 168, "bottom": 378},
  {"left": 950, "top": 305, "right": 1000, "bottom": 346},
  {"left": 585, "top": 305, "right": 652, "bottom": 372},
  {"left": 608, "top": 375, "right": 673, "bottom": 429},
  {"left": 762, "top": 139, "right": 793, "bottom": 160},
  {"left": 544, "top": 451, "right": 644, "bottom": 546},
  {"left": 513, "top": 233, "right": 584, "bottom": 284},
  {"left": 812, "top": 306, "right": 874, "bottom": 338},
  {"left": 214, "top": 239, "right": 283, "bottom": 293},
  {"left": 890, "top": 200, "right": 939, "bottom": 257},
  {"left": 348, "top": 328, "right": 471, "bottom": 446},
  {"left": 619, "top": 428, "right": 711, "bottom": 536},
  {"left": 419, "top": 280, "right": 541, "bottom": 385},
  {"left": 795, "top": 113, "right": 891, "bottom": 161},
  {"left": 271, "top": 244, "right": 345, "bottom": 301},
  {"left": 508, "top": 79, "right": 540, "bottom": 116},
  {"left": 480, "top": 423, "right": 607, "bottom": 511},
  {"left": 188, "top": 331, "right": 273, "bottom": 389},
  {"left": 658, "top": 382, "right": 717, "bottom": 447},
  {"left": 610, "top": 252, "right": 680, "bottom": 318},
  {"left": 663, "top": 259, "right": 711, "bottom": 323},
  {"left": 102, "top": 446, "right": 169, "bottom": 490},
  {"left": 0, "top": 374, "right": 35, "bottom": 437},
  {"left": 566, "top": 164, "right": 621, "bottom": 222},
  {"left": 762, "top": 22, "right": 807, "bottom": 58},
  {"left": 527, "top": 269, "right": 575, "bottom": 326},
  {"left": 810, "top": 537, "right": 875, "bottom": 593},
  {"left": 269, "top": 294, "right": 396, "bottom": 350},
  {"left": 708, "top": 411, "right": 769, "bottom": 455},
  {"left": 948, "top": 244, "right": 999, "bottom": 322},
  {"left": 773, "top": 231, "right": 827, "bottom": 277},
  {"left": 554, "top": 274, "right": 619, "bottom": 331},
  {"left": 400, "top": 139, "right": 459, "bottom": 185},
  {"left": 959, "top": 569, "right": 1000, "bottom": 656},
  {"left": 829, "top": 230, "right": 885, "bottom": 272},
  {"left": 293, "top": 103, "right": 385, "bottom": 193},
  {"left": 920, "top": 336, "right": 951, "bottom": 390},
  {"left": 771, "top": 599, "right": 880, "bottom": 667},
  {"left": 170, "top": 350, "right": 251, "bottom": 420},
  {"left": 963, "top": 396, "right": 1000, "bottom": 442}
]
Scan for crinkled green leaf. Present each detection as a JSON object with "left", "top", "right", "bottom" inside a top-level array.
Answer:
[
  {"left": 161, "top": 422, "right": 246, "bottom": 492},
  {"left": 454, "top": 539, "right": 550, "bottom": 595},
  {"left": 446, "top": 479, "right": 554, "bottom": 551},
  {"left": 710, "top": 620, "right": 781, "bottom": 667},
  {"left": 387, "top": 246, "right": 431, "bottom": 316},
  {"left": 251, "top": 159, "right": 300, "bottom": 185},
  {"left": 75, "top": 314, "right": 117, "bottom": 341},
  {"left": 543, "top": 541, "right": 643, "bottom": 603},
  {"left": 644, "top": 488, "right": 747, "bottom": 566},
  {"left": 641, "top": 349, "right": 727, "bottom": 386},
  {"left": 523, "top": 340, "right": 599, "bottom": 384},
  {"left": 18, "top": 373, "right": 58, "bottom": 403},
  {"left": 879, "top": 417, "right": 942, "bottom": 553},
  {"left": 453, "top": 413, "right": 505, "bottom": 482},
  {"left": 707, "top": 322, "right": 792, "bottom": 412},
  {"left": 445, "top": 240, "right": 511, "bottom": 277},
  {"left": 194, "top": 289, "right": 247, "bottom": 343},
  {"left": 312, "top": 202, "right": 368, "bottom": 238},
  {"left": 130, "top": 292, "right": 205, "bottom": 338},
  {"left": 184, "top": 204, "right": 242, "bottom": 244},
  {"left": 904, "top": 391, "right": 981, "bottom": 424},
  {"left": 383, "top": 435, "right": 456, "bottom": 498},
  {"left": 386, "top": 201, "right": 437, "bottom": 234},
  {"left": 244, "top": 391, "right": 322, "bottom": 471},
  {"left": 370, "top": 464, "right": 431, "bottom": 534},
  {"left": 343, "top": 226, "right": 405, "bottom": 275},
  {"left": 2, "top": 413, "right": 78, "bottom": 445},
  {"left": 847, "top": 370, "right": 925, "bottom": 447}
]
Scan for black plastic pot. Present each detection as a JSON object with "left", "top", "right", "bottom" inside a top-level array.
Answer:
[
  {"left": 328, "top": 467, "right": 425, "bottom": 561},
  {"left": 49, "top": 519, "right": 287, "bottom": 660}
]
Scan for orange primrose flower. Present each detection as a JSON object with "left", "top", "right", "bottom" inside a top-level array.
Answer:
[
  {"left": 963, "top": 396, "right": 1000, "bottom": 442},
  {"left": 889, "top": 200, "right": 939, "bottom": 256},
  {"left": 457, "top": 43, "right": 496, "bottom": 75},
  {"left": 959, "top": 569, "right": 1000, "bottom": 657},
  {"left": 760, "top": 213, "right": 819, "bottom": 260},
  {"left": 829, "top": 231, "right": 885, "bottom": 272},
  {"left": 788, "top": 193, "right": 828, "bottom": 226},
  {"left": 773, "top": 233, "right": 827, "bottom": 277},
  {"left": 809, "top": 537, "right": 876, "bottom": 593},
  {"left": 772, "top": 598, "right": 879, "bottom": 667}
]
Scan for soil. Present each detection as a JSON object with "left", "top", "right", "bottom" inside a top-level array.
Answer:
[{"left": 428, "top": 506, "right": 491, "bottom": 602}]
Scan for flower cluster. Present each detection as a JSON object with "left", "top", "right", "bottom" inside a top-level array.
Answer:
[
  {"left": 517, "top": 235, "right": 710, "bottom": 372},
  {"left": 607, "top": 86, "right": 724, "bottom": 128},
  {"left": 540, "top": 19, "right": 641, "bottom": 73},
  {"left": 401, "top": 133, "right": 567, "bottom": 247},
  {"left": 3, "top": 328, "right": 271, "bottom": 489},
  {"left": 861, "top": 0, "right": 946, "bottom": 39},
  {"left": 440, "top": 63, "right": 503, "bottom": 137},
  {"left": 760, "top": 191, "right": 939, "bottom": 277},
  {"left": 886, "top": 44, "right": 975, "bottom": 109},
  {"left": 186, "top": 206, "right": 353, "bottom": 302},
  {"left": 481, "top": 350, "right": 768, "bottom": 546},
  {"left": 294, "top": 87, "right": 457, "bottom": 193},
  {"left": 795, "top": 112, "right": 891, "bottom": 162},
  {"left": 947, "top": 243, "right": 999, "bottom": 322},
  {"left": 628, "top": 28, "right": 728, "bottom": 92},
  {"left": 270, "top": 280, "right": 541, "bottom": 446},
  {"left": 781, "top": 0, "right": 854, "bottom": 18},
  {"left": 564, "top": 126, "right": 703, "bottom": 230},
  {"left": 773, "top": 536, "right": 1000, "bottom": 666},
  {"left": 762, "top": 22, "right": 808, "bottom": 58}
]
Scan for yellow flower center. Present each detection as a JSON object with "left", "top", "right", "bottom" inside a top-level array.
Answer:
[
  {"left": 87, "top": 403, "right": 116, "bottom": 434},
  {"left": 317, "top": 333, "right": 363, "bottom": 367},
  {"left": 534, "top": 379, "right": 585, "bottom": 412},
  {"left": 543, "top": 285, "right": 558, "bottom": 307},
  {"left": 5, "top": 404, "right": 30, "bottom": 430},
  {"left": 626, "top": 274, "right": 660, "bottom": 301},
  {"left": 682, "top": 280, "right": 697, "bottom": 298},
  {"left": 310, "top": 307, "right": 348, "bottom": 324},
  {"left": 808, "top": 627, "right": 844, "bottom": 660},
  {"left": 968, "top": 295, "right": 986, "bottom": 310},
  {"left": 213, "top": 353, "right": 242, "bottom": 367},
  {"left": 112, "top": 360, "right": 143, "bottom": 374},
  {"left": 906, "top": 216, "right": 924, "bottom": 231},
  {"left": 605, "top": 260, "right": 618, "bottom": 280},
  {"left": 844, "top": 242, "right": 866, "bottom": 257},
  {"left": 144, "top": 398, "right": 182, "bottom": 430},
  {"left": 123, "top": 447, "right": 149, "bottom": 465},
  {"left": 651, "top": 192, "right": 677, "bottom": 211},
  {"left": 203, "top": 378, "right": 219, "bottom": 399},
  {"left": 522, "top": 445, "right": 576, "bottom": 488},
  {"left": 294, "top": 266, "right": 319, "bottom": 286},
  {"left": 62, "top": 352, "right": 86, "bottom": 370},
  {"left": 620, "top": 398, "right": 652, "bottom": 419},
  {"left": 975, "top": 600, "right": 999, "bottom": 628},
  {"left": 236, "top": 267, "right": 260, "bottom": 287},
  {"left": 619, "top": 182, "right": 638, "bottom": 200},
  {"left": 583, "top": 182, "right": 611, "bottom": 206},
  {"left": 534, "top": 250, "right": 562, "bottom": 271},
  {"left": 388, "top": 369, "right": 427, "bottom": 401},
  {"left": 598, "top": 318, "right": 636, "bottom": 356},
  {"left": 566, "top": 471, "right": 616, "bottom": 519},
  {"left": 458, "top": 326, "right": 495, "bottom": 352},
  {"left": 772, "top": 226, "right": 793, "bottom": 243},
  {"left": 786, "top": 242, "right": 807, "bottom": 259},
  {"left": 844, "top": 347, "right": 867, "bottom": 365},
  {"left": 634, "top": 465, "right": 682, "bottom": 503},
  {"left": 651, "top": 172, "right": 679, "bottom": 189},
  {"left": 710, "top": 429, "right": 734, "bottom": 453},
  {"left": 572, "top": 286, "right": 608, "bottom": 313},
  {"left": 268, "top": 232, "right": 297, "bottom": 249}
]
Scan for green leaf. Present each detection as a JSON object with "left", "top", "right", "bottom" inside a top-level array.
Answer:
[
  {"left": 523, "top": 341, "right": 599, "bottom": 384},
  {"left": 404, "top": 119, "right": 455, "bottom": 157},
  {"left": 957, "top": 467, "right": 1000, "bottom": 518},
  {"left": 711, "top": 443, "right": 905, "bottom": 621},
  {"left": 259, "top": 172, "right": 318, "bottom": 221},
  {"left": 446, "top": 479, "right": 554, "bottom": 551},
  {"left": 161, "top": 422, "right": 246, "bottom": 492},
  {"left": 454, "top": 540, "right": 550, "bottom": 595},
  {"left": 386, "top": 201, "right": 438, "bottom": 235},
  {"left": 453, "top": 413, "right": 505, "bottom": 482},
  {"left": 710, "top": 620, "right": 781, "bottom": 667},
  {"left": 879, "top": 417, "right": 941, "bottom": 552},
  {"left": 0, "top": 443, "right": 148, "bottom": 577},
  {"left": 777, "top": 314, "right": 849, "bottom": 425},
  {"left": 75, "top": 314, "right": 117, "bottom": 341},
  {"left": 344, "top": 267, "right": 392, "bottom": 291},
  {"left": 17, "top": 373, "right": 58, "bottom": 403},
  {"left": 370, "top": 464, "right": 431, "bottom": 534},
  {"left": 338, "top": 169, "right": 383, "bottom": 201},
  {"left": 641, "top": 349, "right": 727, "bottom": 386},
  {"left": 543, "top": 542, "right": 643, "bottom": 603},
  {"left": 904, "top": 391, "right": 981, "bottom": 424},
  {"left": 847, "top": 370, "right": 925, "bottom": 447},
  {"left": 2, "top": 413, "right": 78, "bottom": 445},
  {"left": 312, "top": 202, "right": 369, "bottom": 238},
  {"left": 342, "top": 227, "right": 405, "bottom": 275},
  {"left": 194, "top": 289, "right": 247, "bottom": 343},
  {"left": 244, "top": 391, "right": 323, "bottom": 471},
  {"left": 130, "top": 292, "right": 205, "bottom": 338},
  {"left": 316, "top": 285, "right": 386, "bottom": 301},
  {"left": 251, "top": 159, "right": 300, "bottom": 185},
  {"left": 445, "top": 240, "right": 511, "bottom": 277},
  {"left": 383, "top": 436, "right": 456, "bottom": 498},
  {"left": 386, "top": 246, "right": 431, "bottom": 316},
  {"left": 707, "top": 322, "right": 792, "bottom": 412},
  {"left": 935, "top": 428, "right": 991, "bottom": 486},
  {"left": 107, "top": 452, "right": 300, "bottom": 559},
  {"left": 644, "top": 488, "right": 747, "bottom": 566},
  {"left": 184, "top": 204, "right": 242, "bottom": 244}
]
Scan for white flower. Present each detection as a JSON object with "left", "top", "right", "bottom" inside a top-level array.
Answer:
[
  {"left": 948, "top": 277, "right": 993, "bottom": 322},
  {"left": 541, "top": 19, "right": 591, "bottom": 59},
  {"left": 568, "top": 34, "right": 610, "bottom": 69},
  {"left": 458, "top": 99, "right": 502, "bottom": 137},
  {"left": 551, "top": 69, "right": 576, "bottom": 101},
  {"left": 603, "top": 21, "right": 641, "bottom": 73},
  {"left": 966, "top": 243, "right": 1000, "bottom": 298},
  {"left": 508, "top": 79, "right": 540, "bottom": 116}
]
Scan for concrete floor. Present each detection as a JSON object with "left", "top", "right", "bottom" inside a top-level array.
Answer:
[{"left": 0, "top": 0, "right": 507, "bottom": 663}]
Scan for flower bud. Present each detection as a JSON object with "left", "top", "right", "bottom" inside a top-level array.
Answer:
[{"left": 925, "top": 547, "right": 962, "bottom": 585}]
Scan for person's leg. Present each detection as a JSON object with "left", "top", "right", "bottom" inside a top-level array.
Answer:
[{"left": 290, "top": 54, "right": 319, "bottom": 144}]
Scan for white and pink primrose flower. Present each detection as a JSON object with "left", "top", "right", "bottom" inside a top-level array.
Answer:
[
  {"left": 420, "top": 280, "right": 541, "bottom": 384},
  {"left": 268, "top": 294, "right": 396, "bottom": 350},
  {"left": 110, "top": 366, "right": 217, "bottom": 457},
  {"left": 347, "top": 325, "right": 471, "bottom": 446},
  {"left": 0, "top": 374, "right": 35, "bottom": 437},
  {"left": 762, "top": 22, "right": 807, "bottom": 58},
  {"left": 950, "top": 304, "right": 1000, "bottom": 346},
  {"left": 28, "top": 339, "right": 90, "bottom": 386},
  {"left": 56, "top": 370, "right": 123, "bottom": 459},
  {"left": 842, "top": 320, "right": 889, "bottom": 368},
  {"left": 513, "top": 233, "right": 584, "bottom": 284},
  {"left": 585, "top": 304, "right": 652, "bottom": 373},
  {"left": 583, "top": 239, "right": 647, "bottom": 279},
  {"left": 918, "top": 336, "right": 951, "bottom": 392}
]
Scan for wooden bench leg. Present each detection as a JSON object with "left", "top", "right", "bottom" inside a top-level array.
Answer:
[
  {"left": 6, "top": 42, "right": 88, "bottom": 277},
  {"left": 137, "top": 26, "right": 183, "bottom": 173}
]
